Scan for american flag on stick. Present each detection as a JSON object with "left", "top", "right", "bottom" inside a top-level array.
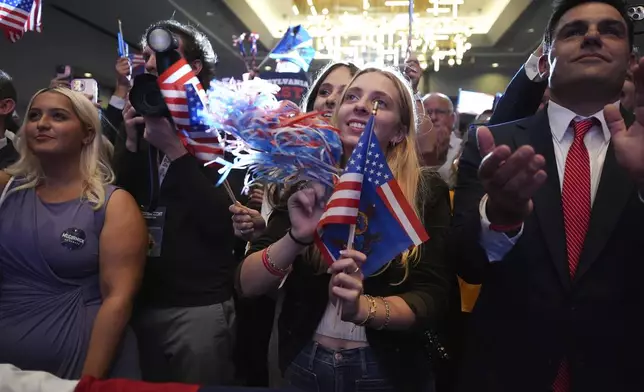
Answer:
[
  {"left": 314, "top": 110, "right": 429, "bottom": 277},
  {"left": 129, "top": 53, "right": 146, "bottom": 76},
  {"left": 0, "top": 0, "right": 42, "bottom": 43},
  {"left": 157, "top": 58, "right": 223, "bottom": 163}
]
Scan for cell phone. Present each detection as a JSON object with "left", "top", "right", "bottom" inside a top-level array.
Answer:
[
  {"left": 55, "top": 65, "right": 72, "bottom": 79},
  {"left": 71, "top": 78, "right": 99, "bottom": 104}
]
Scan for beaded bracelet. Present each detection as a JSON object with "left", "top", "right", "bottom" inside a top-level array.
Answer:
[{"left": 261, "top": 245, "right": 290, "bottom": 278}]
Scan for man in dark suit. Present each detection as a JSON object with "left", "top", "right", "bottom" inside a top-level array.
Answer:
[
  {"left": 452, "top": 1, "right": 644, "bottom": 391},
  {"left": 0, "top": 70, "right": 19, "bottom": 169}
]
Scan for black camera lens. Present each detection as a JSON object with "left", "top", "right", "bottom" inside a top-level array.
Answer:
[
  {"left": 147, "top": 28, "right": 177, "bottom": 53},
  {"left": 129, "top": 74, "right": 169, "bottom": 117}
]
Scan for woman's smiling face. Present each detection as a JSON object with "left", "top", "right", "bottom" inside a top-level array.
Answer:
[
  {"left": 311, "top": 65, "right": 354, "bottom": 118},
  {"left": 335, "top": 71, "right": 404, "bottom": 153}
]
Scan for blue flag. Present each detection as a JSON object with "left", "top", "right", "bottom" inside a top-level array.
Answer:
[
  {"left": 314, "top": 115, "right": 430, "bottom": 276},
  {"left": 268, "top": 25, "right": 315, "bottom": 72}
]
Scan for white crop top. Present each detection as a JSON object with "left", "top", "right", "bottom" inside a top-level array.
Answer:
[{"left": 314, "top": 301, "right": 367, "bottom": 342}]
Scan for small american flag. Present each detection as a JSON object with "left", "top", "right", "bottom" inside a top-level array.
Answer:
[
  {"left": 315, "top": 114, "right": 429, "bottom": 276},
  {"left": 128, "top": 53, "right": 145, "bottom": 76},
  {"left": 0, "top": 0, "right": 42, "bottom": 43},
  {"left": 157, "top": 58, "right": 223, "bottom": 163},
  {"left": 315, "top": 133, "right": 365, "bottom": 228}
]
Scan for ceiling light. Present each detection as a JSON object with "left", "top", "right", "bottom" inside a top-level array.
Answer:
[
  {"left": 310, "top": 6, "right": 317, "bottom": 16},
  {"left": 384, "top": 1, "right": 409, "bottom": 6},
  {"left": 292, "top": 5, "right": 299, "bottom": 15},
  {"left": 491, "top": 63, "right": 499, "bottom": 68},
  {"left": 322, "top": 8, "right": 329, "bottom": 15},
  {"left": 527, "top": 28, "right": 535, "bottom": 33},
  {"left": 448, "top": 58, "right": 455, "bottom": 66},
  {"left": 264, "top": 66, "right": 272, "bottom": 71},
  {"left": 426, "top": 7, "right": 450, "bottom": 13},
  {"left": 307, "top": 0, "right": 313, "bottom": 6},
  {"left": 84, "top": 72, "right": 92, "bottom": 77}
]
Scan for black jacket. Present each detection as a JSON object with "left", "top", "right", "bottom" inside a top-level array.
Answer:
[
  {"left": 488, "top": 65, "right": 547, "bottom": 126},
  {"left": 114, "top": 140, "right": 246, "bottom": 307}
]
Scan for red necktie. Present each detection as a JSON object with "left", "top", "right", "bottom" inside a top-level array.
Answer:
[{"left": 553, "top": 118, "right": 594, "bottom": 392}]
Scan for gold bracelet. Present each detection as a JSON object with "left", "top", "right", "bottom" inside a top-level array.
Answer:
[
  {"left": 355, "top": 295, "right": 377, "bottom": 327},
  {"left": 375, "top": 297, "right": 390, "bottom": 330}
]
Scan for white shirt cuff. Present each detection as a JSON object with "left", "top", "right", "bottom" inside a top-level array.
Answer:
[
  {"left": 479, "top": 194, "right": 523, "bottom": 263},
  {"left": 108, "top": 95, "right": 126, "bottom": 110},
  {"left": 524, "top": 54, "right": 544, "bottom": 83}
]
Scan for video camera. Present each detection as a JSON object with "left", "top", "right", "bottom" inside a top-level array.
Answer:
[
  {"left": 629, "top": 5, "right": 644, "bottom": 21},
  {"left": 129, "top": 27, "right": 182, "bottom": 117}
]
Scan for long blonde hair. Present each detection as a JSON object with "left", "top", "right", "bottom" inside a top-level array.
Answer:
[
  {"left": 305, "top": 67, "right": 428, "bottom": 282},
  {"left": 6, "top": 88, "right": 115, "bottom": 210}
]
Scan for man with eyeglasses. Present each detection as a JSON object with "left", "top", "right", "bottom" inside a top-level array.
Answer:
[{"left": 422, "top": 93, "right": 461, "bottom": 186}]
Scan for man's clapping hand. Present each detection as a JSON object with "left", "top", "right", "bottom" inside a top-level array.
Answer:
[{"left": 477, "top": 126, "right": 548, "bottom": 227}]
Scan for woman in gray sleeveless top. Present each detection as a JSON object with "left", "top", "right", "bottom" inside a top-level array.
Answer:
[{"left": 0, "top": 88, "right": 147, "bottom": 379}]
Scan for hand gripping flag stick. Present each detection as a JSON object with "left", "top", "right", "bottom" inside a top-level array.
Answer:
[{"left": 335, "top": 101, "right": 381, "bottom": 324}]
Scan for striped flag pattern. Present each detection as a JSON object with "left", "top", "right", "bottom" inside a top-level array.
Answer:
[
  {"left": 157, "top": 58, "right": 223, "bottom": 163},
  {"left": 315, "top": 114, "right": 429, "bottom": 276},
  {"left": 129, "top": 53, "right": 146, "bottom": 76},
  {"left": 0, "top": 0, "right": 41, "bottom": 42}
]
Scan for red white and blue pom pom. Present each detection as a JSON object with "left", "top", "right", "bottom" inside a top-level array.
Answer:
[{"left": 200, "top": 78, "right": 343, "bottom": 192}]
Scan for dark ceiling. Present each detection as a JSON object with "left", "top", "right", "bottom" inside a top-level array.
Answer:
[
  {"left": 44, "top": 0, "right": 260, "bottom": 78},
  {"left": 441, "top": 0, "right": 550, "bottom": 72}
]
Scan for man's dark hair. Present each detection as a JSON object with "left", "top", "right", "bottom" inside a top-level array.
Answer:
[
  {"left": 0, "top": 70, "right": 19, "bottom": 132},
  {"left": 142, "top": 20, "right": 218, "bottom": 89},
  {"left": 544, "top": 0, "right": 634, "bottom": 52}
]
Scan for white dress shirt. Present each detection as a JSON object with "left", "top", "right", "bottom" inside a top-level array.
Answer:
[
  {"left": 479, "top": 100, "right": 618, "bottom": 262},
  {"left": 108, "top": 95, "right": 126, "bottom": 110},
  {"left": 524, "top": 53, "right": 545, "bottom": 83}
]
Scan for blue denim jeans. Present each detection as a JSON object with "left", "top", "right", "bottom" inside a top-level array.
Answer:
[{"left": 284, "top": 340, "right": 435, "bottom": 392}]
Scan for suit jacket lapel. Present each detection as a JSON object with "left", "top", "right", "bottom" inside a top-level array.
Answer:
[
  {"left": 574, "top": 106, "right": 635, "bottom": 282},
  {"left": 513, "top": 110, "right": 571, "bottom": 291}
]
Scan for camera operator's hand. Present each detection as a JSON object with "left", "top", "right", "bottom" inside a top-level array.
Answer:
[
  {"left": 143, "top": 116, "right": 188, "bottom": 161},
  {"left": 123, "top": 101, "right": 144, "bottom": 152},
  {"left": 115, "top": 57, "right": 131, "bottom": 99}
]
